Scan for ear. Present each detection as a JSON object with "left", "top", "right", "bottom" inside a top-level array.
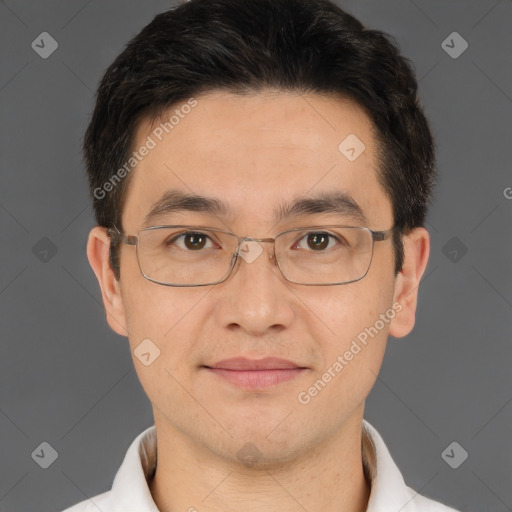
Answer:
[
  {"left": 86, "top": 226, "right": 128, "bottom": 337},
  {"left": 388, "top": 227, "right": 430, "bottom": 338}
]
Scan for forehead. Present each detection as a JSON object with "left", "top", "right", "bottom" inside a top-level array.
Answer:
[{"left": 122, "top": 91, "right": 393, "bottom": 232}]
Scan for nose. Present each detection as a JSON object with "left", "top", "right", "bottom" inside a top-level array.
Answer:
[{"left": 214, "top": 239, "right": 296, "bottom": 336}]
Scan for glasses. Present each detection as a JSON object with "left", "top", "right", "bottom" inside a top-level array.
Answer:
[{"left": 107, "top": 224, "right": 394, "bottom": 287}]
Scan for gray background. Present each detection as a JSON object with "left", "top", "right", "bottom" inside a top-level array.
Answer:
[{"left": 0, "top": 1, "right": 511, "bottom": 511}]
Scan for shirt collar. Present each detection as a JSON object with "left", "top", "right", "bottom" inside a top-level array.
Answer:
[
  {"left": 106, "top": 420, "right": 441, "bottom": 511},
  {"left": 362, "top": 420, "right": 420, "bottom": 511},
  {"left": 108, "top": 426, "right": 159, "bottom": 512}
]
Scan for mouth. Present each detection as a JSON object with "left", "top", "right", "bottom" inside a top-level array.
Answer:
[{"left": 202, "top": 357, "right": 308, "bottom": 390}]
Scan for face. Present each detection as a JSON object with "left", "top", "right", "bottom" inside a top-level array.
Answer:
[{"left": 88, "top": 90, "right": 428, "bottom": 465}]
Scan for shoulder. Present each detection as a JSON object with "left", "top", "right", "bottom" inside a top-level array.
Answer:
[
  {"left": 59, "top": 490, "right": 110, "bottom": 512},
  {"left": 362, "top": 420, "right": 461, "bottom": 512},
  {"left": 402, "top": 484, "right": 461, "bottom": 512}
]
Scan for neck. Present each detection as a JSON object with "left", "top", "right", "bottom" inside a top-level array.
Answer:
[{"left": 148, "top": 410, "right": 371, "bottom": 512}]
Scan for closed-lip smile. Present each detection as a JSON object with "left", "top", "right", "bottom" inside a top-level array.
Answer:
[{"left": 203, "top": 357, "right": 308, "bottom": 389}]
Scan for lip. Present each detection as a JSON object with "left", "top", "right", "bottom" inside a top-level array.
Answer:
[
  {"left": 203, "top": 357, "right": 308, "bottom": 390},
  {"left": 207, "top": 357, "right": 305, "bottom": 371}
]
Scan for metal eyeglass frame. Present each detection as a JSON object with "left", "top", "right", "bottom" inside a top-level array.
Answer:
[{"left": 106, "top": 224, "right": 395, "bottom": 287}]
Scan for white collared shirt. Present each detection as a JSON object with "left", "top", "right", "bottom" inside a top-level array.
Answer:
[{"left": 62, "top": 420, "right": 460, "bottom": 512}]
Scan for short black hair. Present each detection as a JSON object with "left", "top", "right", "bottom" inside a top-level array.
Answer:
[{"left": 84, "top": 0, "right": 436, "bottom": 280}]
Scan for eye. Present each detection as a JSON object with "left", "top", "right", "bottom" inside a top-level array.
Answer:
[
  {"left": 169, "top": 232, "right": 217, "bottom": 251},
  {"left": 294, "top": 231, "right": 341, "bottom": 251}
]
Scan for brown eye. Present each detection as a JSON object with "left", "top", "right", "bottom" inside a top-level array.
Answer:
[
  {"left": 166, "top": 232, "right": 215, "bottom": 251},
  {"left": 306, "top": 233, "right": 330, "bottom": 251},
  {"left": 183, "top": 233, "right": 208, "bottom": 250}
]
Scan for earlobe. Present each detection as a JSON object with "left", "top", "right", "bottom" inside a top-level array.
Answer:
[
  {"left": 388, "top": 227, "right": 430, "bottom": 339},
  {"left": 86, "top": 226, "right": 129, "bottom": 337}
]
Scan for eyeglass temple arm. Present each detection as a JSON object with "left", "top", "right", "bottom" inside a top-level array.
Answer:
[
  {"left": 372, "top": 226, "right": 395, "bottom": 242},
  {"left": 106, "top": 227, "right": 137, "bottom": 246}
]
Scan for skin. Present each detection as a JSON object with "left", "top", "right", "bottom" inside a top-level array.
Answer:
[{"left": 87, "top": 90, "right": 430, "bottom": 512}]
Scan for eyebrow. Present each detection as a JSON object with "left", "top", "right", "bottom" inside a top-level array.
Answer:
[{"left": 142, "top": 189, "right": 367, "bottom": 227}]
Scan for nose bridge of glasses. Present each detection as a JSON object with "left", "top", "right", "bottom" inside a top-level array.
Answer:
[
  {"left": 236, "top": 236, "right": 276, "bottom": 263},
  {"left": 239, "top": 236, "right": 275, "bottom": 244}
]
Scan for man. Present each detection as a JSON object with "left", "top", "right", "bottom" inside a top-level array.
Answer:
[{"left": 63, "top": 0, "right": 460, "bottom": 510}]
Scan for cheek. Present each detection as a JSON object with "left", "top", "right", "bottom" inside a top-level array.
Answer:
[
  {"left": 119, "top": 269, "right": 210, "bottom": 378},
  {"left": 300, "top": 252, "right": 397, "bottom": 387},
  {"left": 119, "top": 248, "right": 202, "bottom": 340},
  {"left": 299, "top": 269, "right": 395, "bottom": 348},
  {"left": 122, "top": 281, "right": 206, "bottom": 348},
  {"left": 295, "top": 283, "right": 395, "bottom": 424},
  {"left": 120, "top": 282, "right": 214, "bottom": 420}
]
